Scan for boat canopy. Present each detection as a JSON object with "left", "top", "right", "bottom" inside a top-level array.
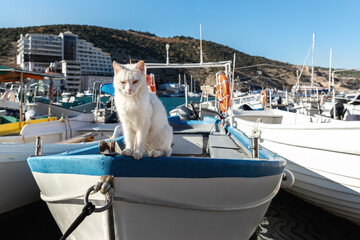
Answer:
[
  {"left": 0, "top": 65, "right": 63, "bottom": 122},
  {"left": 0, "top": 65, "right": 57, "bottom": 82},
  {"left": 101, "top": 83, "right": 115, "bottom": 96}
]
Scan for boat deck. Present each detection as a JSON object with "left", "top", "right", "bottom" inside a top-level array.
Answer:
[{"left": 170, "top": 122, "right": 249, "bottom": 159}]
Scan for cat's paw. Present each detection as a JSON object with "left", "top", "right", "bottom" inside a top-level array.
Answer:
[
  {"left": 133, "top": 151, "right": 143, "bottom": 160},
  {"left": 122, "top": 148, "right": 133, "bottom": 156},
  {"left": 149, "top": 150, "right": 162, "bottom": 158}
]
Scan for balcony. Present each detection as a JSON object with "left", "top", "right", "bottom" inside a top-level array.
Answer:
[{"left": 65, "top": 80, "right": 81, "bottom": 85}]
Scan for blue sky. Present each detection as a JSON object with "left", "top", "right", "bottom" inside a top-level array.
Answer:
[{"left": 1, "top": 0, "right": 360, "bottom": 69}]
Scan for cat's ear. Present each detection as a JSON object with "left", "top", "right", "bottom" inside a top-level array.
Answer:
[
  {"left": 113, "top": 61, "right": 123, "bottom": 75},
  {"left": 135, "top": 60, "right": 145, "bottom": 74}
]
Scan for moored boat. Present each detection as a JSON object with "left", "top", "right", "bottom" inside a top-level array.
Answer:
[
  {"left": 232, "top": 108, "right": 360, "bottom": 225},
  {"left": 0, "top": 113, "right": 121, "bottom": 214},
  {"left": 27, "top": 116, "right": 289, "bottom": 240}
]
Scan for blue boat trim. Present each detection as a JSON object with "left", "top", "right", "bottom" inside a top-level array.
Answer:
[
  {"left": 168, "top": 115, "right": 220, "bottom": 125},
  {"left": 225, "top": 126, "right": 282, "bottom": 160},
  {"left": 28, "top": 154, "right": 285, "bottom": 178}
]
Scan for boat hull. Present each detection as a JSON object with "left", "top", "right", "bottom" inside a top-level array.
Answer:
[
  {"left": 0, "top": 142, "right": 100, "bottom": 214},
  {"left": 28, "top": 116, "right": 287, "bottom": 239},
  {"left": 0, "top": 115, "right": 118, "bottom": 214},
  {"left": 29, "top": 154, "right": 284, "bottom": 240},
  {"left": 234, "top": 110, "right": 360, "bottom": 225}
]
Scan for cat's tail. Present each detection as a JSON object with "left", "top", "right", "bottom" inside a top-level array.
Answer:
[{"left": 164, "top": 147, "right": 172, "bottom": 157}]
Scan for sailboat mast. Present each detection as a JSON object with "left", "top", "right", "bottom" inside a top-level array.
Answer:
[
  {"left": 328, "top": 48, "right": 332, "bottom": 92},
  {"left": 311, "top": 32, "right": 315, "bottom": 86},
  {"left": 190, "top": 75, "right": 193, "bottom": 93},
  {"left": 200, "top": 24, "right": 203, "bottom": 64}
]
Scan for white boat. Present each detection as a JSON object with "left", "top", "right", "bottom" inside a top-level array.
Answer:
[
  {"left": 231, "top": 108, "right": 360, "bottom": 225},
  {"left": 187, "top": 74, "right": 201, "bottom": 98},
  {"left": 321, "top": 89, "right": 360, "bottom": 119},
  {"left": 232, "top": 93, "right": 264, "bottom": 110},
  {"left": 187, "top": 91, "right": 201, "bottom": 98},
  {"left": 0, "top": 114, "right": 121, "bottom": 214},
  {"left": 0, "top": 89, "right": 20, "bottom": 110},
  {"left": 28, "top": 116, "right": 289, "bottom": 240},
  {"left": 32, "top": 99, "right": 89, "bottom": 119},
  {"left": 171, "top": 91, "right": 264, "bottom": 119}
]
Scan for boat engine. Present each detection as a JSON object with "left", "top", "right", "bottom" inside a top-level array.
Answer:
[
  {"left": 330, "top": 101, "right": 345, "bottom": 119},
  {"left": 177, "top": 106, "right": 195, "bottom": 120}
]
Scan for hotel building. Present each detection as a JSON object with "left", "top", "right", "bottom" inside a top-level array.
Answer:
[{"left": 17, "top": 31, "right": 113, "bottom": 92}]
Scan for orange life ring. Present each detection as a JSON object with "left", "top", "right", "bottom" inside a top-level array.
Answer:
[
  {"left": 260, "top": 90, "right": 267, "bottom": 105},
  {"left": 216, "top": 73, "right": 231, "bottom": 112},
  {"left": 146, "top": 74, "right": 156, "bottom": 94}
]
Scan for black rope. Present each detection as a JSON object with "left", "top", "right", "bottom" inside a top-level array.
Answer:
[{"left": 60, "top": 202, "right": 96, "bottom": 240}]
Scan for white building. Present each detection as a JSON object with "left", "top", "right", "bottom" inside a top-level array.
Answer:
[
  {"left": 61, "top": 60, "right": 82, "bottom": 92},
  {"left": 17, "top": 31, "right": 113, "bottom": 92}
]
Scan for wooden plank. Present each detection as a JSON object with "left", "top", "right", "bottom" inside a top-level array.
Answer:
[{"left": 58, "top": 132, "right": 98, "bottom": 144}]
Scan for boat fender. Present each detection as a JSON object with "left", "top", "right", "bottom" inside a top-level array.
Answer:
[
  {"left": 111, "top": 124, "right": 123, "bottom": 139},
  {"left": 281, "top": 169, "right": 295, "bottom": 188},
  {"left": 25, "top": 109, "right": 38, "bottom": 121}
]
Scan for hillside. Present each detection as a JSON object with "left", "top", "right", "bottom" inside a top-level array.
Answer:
[{"left": 0, "top": 24, "right": 359, "bottom": 92}]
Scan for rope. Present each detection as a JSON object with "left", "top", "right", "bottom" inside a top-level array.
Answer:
[
  {"left": 60, "top": 115, "right": 77, "bottom": 139},
  {"left": 59, "top": 202, "right": 95, "bottom": 240},
  {"left": 60, "top": 114, "right": 68, "bottom": 139},
  {"left": 297, "top": 43, "right": 312, "bottom": 87},
  {"left": 68, "top": 118, "right": 73, "bottom": 139},
  {"left": 40, "top": 192, "right": 86, "bottom": 202},
  {"left": 62, "top": 119, "right": 97, "bottom": 123},
  {"left": 45, "top": 181, "right": 280, "bottom": 214}
]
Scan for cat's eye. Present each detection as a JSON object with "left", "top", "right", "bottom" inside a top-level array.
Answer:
[
  {"left": 133, "top": 80, "right": 138, "bottom": 84},
  {"left": 120, "top": 81, "right": 126, "bottom": 84}
]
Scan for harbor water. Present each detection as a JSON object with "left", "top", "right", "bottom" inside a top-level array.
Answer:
[
  {"left": 0, "top": 97, "right": 359, "bottom": 239},
  {"left": 160, "top": 96, "right": 205, "bottom": 115}
]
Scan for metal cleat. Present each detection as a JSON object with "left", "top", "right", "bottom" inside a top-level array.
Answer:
[
  {"left": 248, "top": 127, "right": 262, "bottom": 158},
  {"left": 99, "top": 140, "right": 122, "bottom": 155}
]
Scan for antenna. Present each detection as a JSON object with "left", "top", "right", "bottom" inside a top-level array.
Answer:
[
  {"left": 200, "top": 24, "right": 203, "bottom": 64},
  {"left": 311, "top": 32, "right": 315, "bottom": 86}
]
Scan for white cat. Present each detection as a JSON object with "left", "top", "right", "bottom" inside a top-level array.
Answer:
[{"left": 113, "top": 60, "right": 173, "bottom": 160}]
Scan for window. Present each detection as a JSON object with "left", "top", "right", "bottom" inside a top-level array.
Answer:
[{"left": 63, "top": 35, "right": 77, "bottom": 60}]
